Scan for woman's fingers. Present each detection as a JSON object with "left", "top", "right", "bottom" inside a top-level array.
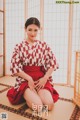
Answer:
[
  {"left": 34, "top": 80, "right": 39, "bottom": 85},
  {"left": 34, "top": 81, "right": 43, "bottom": 88},
  {"left": 37, "top": 86, "right": 43, "bottom": 92},
  {"left": 35, "top": 84, "right": 44, "bottom": 92}
]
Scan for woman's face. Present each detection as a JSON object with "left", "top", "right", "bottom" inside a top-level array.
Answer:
[{"left": 25, "top": 24, "right": 39, "bottom": 41}]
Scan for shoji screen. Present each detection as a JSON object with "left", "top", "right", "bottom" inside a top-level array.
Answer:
[
  {"left": 71, "top": 4, "right": 80, "bottom": 85},
  {"left": 27, "top": 0, "right": 40, "bottom": 40},
  {"left": 28, "top": 0, "right": 40, "bottom": 20},
  {"left": 6, "top": 0, "right": 25, "bottom": 75},
  {"left": 44, "top": 0, "right": 69, "bottom": 84},
  {"left": 0, "top": 0, "right": 3, "bottom": 76}
]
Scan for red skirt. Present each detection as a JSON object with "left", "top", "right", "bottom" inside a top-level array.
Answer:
[{"left": 7, "top": 66, "right": 59, "bottom": 105}]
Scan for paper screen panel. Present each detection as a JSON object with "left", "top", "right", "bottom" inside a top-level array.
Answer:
[
  {"left": 0, "top": 35, "right": 3, "bottom": 55},
  {"left": 44, "top": 0, "right": 69, "bottom": 84},
  {"left": 0, "top": 0, "right": 3, "bottom": 10},
  {"left": 6, "top": 0, "right": 25, "bottom": 74},
  {"left": 27, "top": 0, "right": 40, "bottom": 40},
  {"left": 0, "top": 57, "right": 3, "bottom": 76},
  {"left": 71, "top": 4, "right": 80, "bottom": 85},
  {"left": 0, "top": 12, "right": 3, "bottom": 33}
]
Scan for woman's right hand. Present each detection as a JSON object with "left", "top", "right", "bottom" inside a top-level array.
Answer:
[{"left": 28, "top": 77, "right": 35, "bottom": 90}]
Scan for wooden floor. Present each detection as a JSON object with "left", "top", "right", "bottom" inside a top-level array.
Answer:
[{"left": 0, "top": 76, "right": 80, "bottom": 120}]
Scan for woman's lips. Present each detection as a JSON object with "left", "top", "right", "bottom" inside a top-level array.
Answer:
[{"left": 31, "top": 36, "right": 34, "bottom": 37}]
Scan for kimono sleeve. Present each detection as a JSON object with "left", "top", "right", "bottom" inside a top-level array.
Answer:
[
  {"left": 44, "top": 44, "right": 59, "bottom": 71},
  {"left": 10, "top": 44, "right": 23, "bottom": 75}
]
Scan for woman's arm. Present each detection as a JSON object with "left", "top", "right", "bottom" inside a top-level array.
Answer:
[
  {"left": 15, "top": 71, "right": 35, "bottom": 90},
  {"left": 43, "top": 67, "right": 54, "bottom": 80},
  {"left": 15, "top": 71, "right": 32, "bottom": 81},
  {"left": 35, "top": 67, "right": 54, "bottom": 91},
  {"left": 10, "top": 44, "right": 35, "bottom": 90}
]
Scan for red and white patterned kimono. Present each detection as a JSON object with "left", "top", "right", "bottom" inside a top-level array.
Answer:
[{"left": 7, "top": 40, "right": 59, "bottom": 105}]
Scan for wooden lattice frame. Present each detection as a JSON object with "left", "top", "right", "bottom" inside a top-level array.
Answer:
[
  {"left": 0, "top": 0, "right": 6, "bottom": 76},
  {"left": 73, "top": 51, "right": 80, "bottom": 107}
]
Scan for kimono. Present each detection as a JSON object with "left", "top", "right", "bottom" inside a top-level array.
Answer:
[{"left": 7, "top": 40, "right": 59, "bottom": 105}]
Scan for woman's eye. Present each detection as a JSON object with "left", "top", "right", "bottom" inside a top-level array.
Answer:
[
  {"left": 28, "top": 29, "right": 32, "bottom": 31},
  {"left": 35, "top": 29, "right": 38, "bottom": 32},
  {"left": 28, "top": 29, "right": 38, "bottom": 32}
]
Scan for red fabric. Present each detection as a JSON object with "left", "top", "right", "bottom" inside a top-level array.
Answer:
[
  {"left": 7, "top": 81, "right": 28, "bottom": 105},
  {"left": 7, "top": 66, "right": 59, "bottom": 105}
]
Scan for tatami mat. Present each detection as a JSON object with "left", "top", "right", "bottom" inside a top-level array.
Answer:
[
  {"left": 0, "top": 85, "right": 7, "bottom": 91},
  {"left": 0, "top": 76, "right": 80, "bottom": 120},
  {"left": 55, "top": 85, "right": 74, "bottom": 99},
  {"left": 0, "top": 108, "right": 30, "bottom": 120},
  {"left": 0, "top": 76, "right": 16, "bottom": 86}
]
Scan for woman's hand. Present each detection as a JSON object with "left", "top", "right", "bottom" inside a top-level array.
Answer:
[
  {"left": 34, "top": 76, "right": 47, "bottom": 92},
  {"left": 28, "top": 77, "right": 35, "bottom": 90}
]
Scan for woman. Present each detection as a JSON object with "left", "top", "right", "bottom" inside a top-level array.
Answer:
[{"left": 7, "top": 17, "right": 59, "bottom": 111}]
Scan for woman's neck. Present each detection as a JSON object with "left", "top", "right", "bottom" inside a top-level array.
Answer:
[{"left": 26, "top": 38, "right": 35, "bottom": 45}]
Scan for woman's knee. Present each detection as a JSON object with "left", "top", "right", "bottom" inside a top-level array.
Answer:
[
  {"left": 38, "top": 89, "right": 54, "bottom": 111},
  {"left": 25, "top": 94, "right": 43, "bottom": 108},
  {"left": 27, "top": 100, "right": 43, "bottom": 111}
]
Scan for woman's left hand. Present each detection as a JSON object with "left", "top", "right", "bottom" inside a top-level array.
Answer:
[{"left": 34, "top": 76, "right": 47, "bottom": 92}]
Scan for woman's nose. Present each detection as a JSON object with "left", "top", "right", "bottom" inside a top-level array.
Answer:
[
  {"left": 31, "top": 31, "right": 35, "bottom": 35},
  {"left": 31, "top": 32, "right": 35, "bottom": 35}
]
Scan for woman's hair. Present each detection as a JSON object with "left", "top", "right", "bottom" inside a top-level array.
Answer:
[{"left": 25, "top": 17, "right": 40, "bottom": 28}]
